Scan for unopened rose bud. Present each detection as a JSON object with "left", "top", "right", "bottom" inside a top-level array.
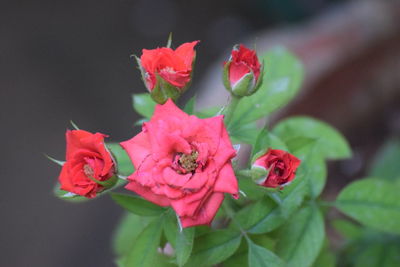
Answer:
[
  {"left": 223, "top": 44, "right": 263, "bottom": 97},
  {"left": 251, "top": 149, "right": 301, "bottom": 188},
  {"left": 136, "top": 41, "right": 199, "bottom": 104}
]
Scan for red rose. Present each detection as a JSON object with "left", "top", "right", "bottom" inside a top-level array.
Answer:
[
  {"left": 58, "top": 130, "right": 115, "bottom": 198},
  {"left": 253, "top": 149, "right": 301, "bottom": 188},
  {"left": 121, "top": 99, "right": 238, "bottom": 227},
  {"left": 140, "top": 41, "right": 199, "bottom": 91},
  {"left": 223, "top": 44, "right": 262, "bottom": 96}
]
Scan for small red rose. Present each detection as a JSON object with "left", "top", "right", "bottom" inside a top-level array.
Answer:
[
  {"left": 138, "top": 41, "right": 199, "bottom": 103},
  {"left": 58, "top": 130, "right": 115, "bottom": 198},
  {"left": 253, "top": 149, "right": 301, "bottom": 188},
  {"left": 223, "top": 44, "right": 262, "bottom": 96},
  {"left": 121, "top": 99, "right": 238, "bottom": 227}
]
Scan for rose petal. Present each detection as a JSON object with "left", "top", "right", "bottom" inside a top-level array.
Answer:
[
  {"left": 180, "top": 192, "right": 224, "bottom": 228},
  {"left": 213, "top": 163, "right": 238, "bottom": 197},
  {"left": 125, "top": 181, "right": 170, "bottom": 207},
  {"left": 175, "top": 41, "right": 199, "bottom": 67},
  {"left": 120, "top": 131, "right": 151, "bottom": 169}
]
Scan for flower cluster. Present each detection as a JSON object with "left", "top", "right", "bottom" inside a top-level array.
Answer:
[{"left": 53, "top": 40, "right": 300, "bottom": 228}]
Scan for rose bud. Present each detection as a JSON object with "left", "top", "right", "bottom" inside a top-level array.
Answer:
[
  {"left": 252, "top": 149, "right": 301, "bottom": 188},
  {"left": 121, "top": 99, "right": 238, "bottom": 228},
  {"left": 137, "top": 41, "right": 199, "bottom": 104},
  {"left": 58, "top": 129, "right": 116, "bottom": 198},
  {"left": 223, "top": 44, "right": 263, "bottom": 97}
]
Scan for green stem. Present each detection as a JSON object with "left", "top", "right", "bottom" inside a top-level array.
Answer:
[{"left": 223, "top": 94, "right": 241, "bottom": 126}]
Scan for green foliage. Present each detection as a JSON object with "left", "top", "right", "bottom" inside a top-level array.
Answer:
[
  {"left": 247, "top": 239, "right": 284, "bottom": 267},
  {"left": 107, "top": 143, "right": 135, "bottom": 176},
  {"left": 122, "top": 217, "right": 164, "bottom": 267},
  {"left": 276, "top": 206, "right": 325, "bottom": 267},
  {"left": 233, "top": 176, "right": 308, "bottom": 235},
  {"left": 272, "top": 116, "right": 351, "bottom": 160},
  {"left": 331, "top": 219, "right": 363, "bottom": 240},
  {"left": 163, "top": 212, "right": 195, "bottom": 266},
  {"left": 185, "top": 229, "right": 242, "bottom": 267},
  {"left": 112, "top": 213, "right": 153, "bottom": 257},
  {"left": 336, "top": 178, "right": 400, "bottom": 235},
  {"left": 369, "top": 139, "right": 400, "bottom": 181},
  {"left": 132, "top": 93, "right": 157, "bottom": 118},
  {"left": 312, "top": 238, "right": 336, "bottom": 267},
  {"left": 231, "top": 47, "right": 303, "bottom": 126},
  {"left": 230, "top": 122, "right": 260, "bottom": 145},
  {"left": 110, "top": 193, "right": 166, "bottom": 216},
  {"left": 183, "top": 95, "right": 196, "bottom": 115}
]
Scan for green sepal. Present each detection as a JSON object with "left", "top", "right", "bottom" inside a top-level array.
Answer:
[
  {"left": 44, "top": 154, "right": 65, "bottom": 166},
  {"left": 150, "top": 73, "right": 182, "bottom": 104},
  {"left": 231, "top": 72, "right": 255, "bottom": 97},
  {"left": 223, "top": 60, "right": 232, "bottom": 91},
  {"left": 69, "top": 120, "right": 80, "bottom": 130},
  {"left": 86, "top": 174, "right": 118, "bottom": 188}
]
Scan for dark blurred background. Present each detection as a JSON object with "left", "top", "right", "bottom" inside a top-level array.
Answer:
[{"left": 1, "top": 0, "right": 399, "bottom": 266}]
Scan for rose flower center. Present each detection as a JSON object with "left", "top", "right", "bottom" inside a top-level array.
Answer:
[
  {"left": 177, "top": 151, "right": 199, "bottom": 173},
  {"left": 83, "top": 164, "right": 95, "bottom": 178}
]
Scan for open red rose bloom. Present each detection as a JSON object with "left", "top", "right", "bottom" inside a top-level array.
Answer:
[
  {"left": 121, "top": 99, "right": 238, "bottom": 227},
  {"left": 140, "top": 41, "right": 198, "bottom": 90},
  {"left": 59, "top": 130, "right": 115, "bottom": 198},
  {"left": 253, "top": 149, "right": 301, "bottom": 188},
  {"left": 228, "top": 44, "right": 261, "bottom": 86}
]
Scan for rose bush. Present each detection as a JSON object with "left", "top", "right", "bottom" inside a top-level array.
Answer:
[
  {"left": 58, "top": 129, "right": 116, "bottom": 198},
  {"left": 121, "top": 99, "right": 238, "bottom": 227},
  {"left": 253, "top": 149, "right": 301, "bottom": 188}
]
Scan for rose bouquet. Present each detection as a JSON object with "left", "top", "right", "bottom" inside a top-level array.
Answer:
[{"left": 49, "top": 37, "right": 400, "bottom": 267}]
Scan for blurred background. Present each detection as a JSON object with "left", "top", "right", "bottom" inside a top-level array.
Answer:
[{"left": 1, "top": 0, "right": 399, "bottom": 266}]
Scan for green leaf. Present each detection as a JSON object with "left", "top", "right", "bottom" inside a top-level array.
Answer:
[
  {"left": 272, "top": 116, "right": 351, "bottom": 160},
  {"left": 163, "top": 211, "right": 195, "bottom": 266},
  {"left": 354, "top": 242, "right": 400, "bottom": 267},
  {"left": 183, "top": 95, "right": 196, "bottom": 114},
  {"left": 132, "top": 93, "right": 157, "bottom": 118},
  {"left": 112, "top": 213, "right": 153, "bottom": 257},
  {"left": 248, "top": 240, "right": 284, "bottom": 267},
  {"left": 110, "top": 193, "right": 166, "bottom": 216},
  {"left": 123, "top": 217, "right": 164, "bottom": 267},
  {"left": 336, "top": 178, "right": 400, "bottom": 234},
  {"left": 231, "top": 47, "right": 303, "bottom": 126},
  {"left": 277, "top": 206, "right": 325, "bottom": 267},
  {"left": 294, "top": 144, "right": 327, "bottom": 198},
  {"left": 230, "top": 122, "right": 260, "bottom": 145},
  {"left": 312, "top": 238, "right": 336, "bottom": 267},
  {"left": 185, "top": 229, "right": 242, "bottom": 267},
  {"left": 369, "top": 139, "right": 400, "bottom": 180},
  {"left": 236, "top": 176, "right": 307, "bottom": 235},
  {"left": 331, "top": 219, "right": 363, "bottom": 240},
  {"left": 232, "top": 196, "right": 284, "bottom": 234},
  {"left": 107, "top": 143, "right": 134, "bottom": 176},
  {"left": 176, "top": 227, "right": 195, "bottom": 266}
]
